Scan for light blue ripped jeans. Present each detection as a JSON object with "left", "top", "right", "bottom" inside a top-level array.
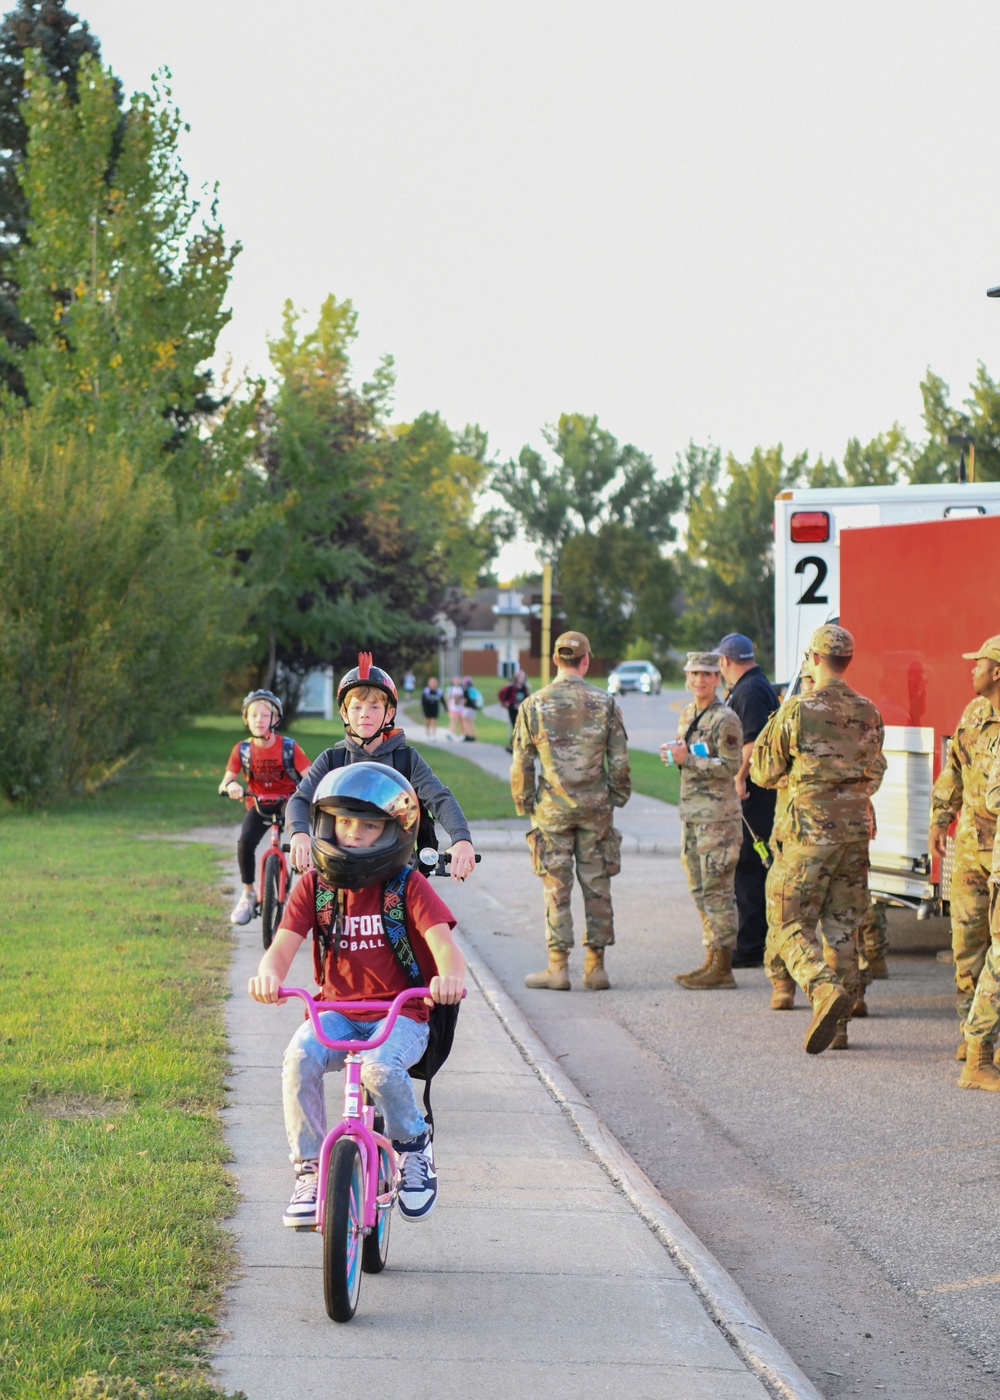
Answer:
[{"left": 282, "top": 1010, "right": 430, "bottom": 1164}]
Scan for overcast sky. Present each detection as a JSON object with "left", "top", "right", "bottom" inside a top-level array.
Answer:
[{"left": 83, "top": 0, "right": 1000, "bottom": 572}]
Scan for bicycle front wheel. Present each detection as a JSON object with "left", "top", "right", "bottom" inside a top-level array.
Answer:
[
  {"left": 323, "top": 1138, "right": 365, "bottom": 1322},
  {"left": 361, "top": 1143, "right": 393, "bottom": 1274},
  {"left": 260, "top": 852, "right": 283, "bottom": 951}
]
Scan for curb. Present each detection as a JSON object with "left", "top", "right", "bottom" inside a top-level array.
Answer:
[{"left": 454, "top": 927, "right": 826, "bottom": 1400}]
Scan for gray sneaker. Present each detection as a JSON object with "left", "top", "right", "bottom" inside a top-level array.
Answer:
[
  {"left": 283, "top": 1161, "right": 318, "bottom": 1228},
  {"left": 396, "top": 1140, "right": 437, "bottom": 1222},
  {"left": 230, "top": 890, "right": 255, "bottom": 925}
]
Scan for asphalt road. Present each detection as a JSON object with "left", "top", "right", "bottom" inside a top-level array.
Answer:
[
  {"left": 444, "top": 849, "right": 1000, "bottom": 1400},
  {"left": 592, "top": 685, "right": 693, "bottom": 753}
]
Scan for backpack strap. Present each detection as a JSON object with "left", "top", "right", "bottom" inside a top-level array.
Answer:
[
  {"left": 281, "top": 735, "right": 299, "bottom": 783},
  {"left": 238, "top": 739, "right": 251, "bottom": 778},
  {"left": 684, "top": 699, "right": 723, "bottom": 748},
  {"left": 381, "top": 867, "right": 423, "bottom": 984},
  {"left": 313, "top": 882, "right": 345, "bottom": 988}
]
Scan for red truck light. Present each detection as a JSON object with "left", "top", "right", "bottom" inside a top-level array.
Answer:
[{"left": 790, "top": 511, "right": 830, "bottom": 543}]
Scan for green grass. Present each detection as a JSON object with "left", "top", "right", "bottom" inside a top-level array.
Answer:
[
  {"left": 0, "top": 721, "right": 267, "bottom": 1399},
  {"left": 628, "top": 747, "right": 680, "bottom": 805}
]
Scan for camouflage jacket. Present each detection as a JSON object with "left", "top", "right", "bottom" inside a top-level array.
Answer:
[
  {"left": 675, "top": 700, "right": 742, "bottom": 824},
  {"left": 986, "top": 748, "right": 1000, "bottom": 878},
  {"left": 749, "top": 677, "right": 886, "bottom": 844},
  {"left": 929, "top": 696, "right": 1000, "bottom": 851},
  {"left": 511, "top": 673, "right": 631, "bottom": 829}
]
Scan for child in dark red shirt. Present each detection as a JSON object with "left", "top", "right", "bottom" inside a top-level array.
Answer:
[
  {"left": 249, "top": 761, "right": 465, "bottom": 1228},
  {"left": 219, "top": 689, "right": 311, "bottom": 925}
]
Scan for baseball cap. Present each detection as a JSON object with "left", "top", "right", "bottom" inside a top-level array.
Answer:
[
  {"left": 716, "top": 633, "right": 755, "bottom": 661},
  {"left": 684, "top": 651, "right": 722, "bottom": 673},
  {"left": 961, "top": 635, "right": 1000, "bottom": 664},
  {"left": 809, "top": 624, "right": 855, "bottom": 658},
  {"left": 552, "top": 630, "right": 591, "bottom": 661}
]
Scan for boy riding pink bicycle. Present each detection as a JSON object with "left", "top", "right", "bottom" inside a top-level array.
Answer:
[{"left": 248, "top": 761, "right": 465, "bottom": 1258}]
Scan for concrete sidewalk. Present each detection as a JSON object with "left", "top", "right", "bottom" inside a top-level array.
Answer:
[{"left": 214, "top": 882, "right": 821, "bottom": 1400}]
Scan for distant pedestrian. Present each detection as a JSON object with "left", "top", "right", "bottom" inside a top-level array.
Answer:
[
  {"left": 461, "top": 675, "right": 482, "bottom": 742},
  {"left": 511, "top": 631, "right": 631, "bottom": 991},
  {"left": 421, "top": 676, "right": 444, "bottom": 739},
  {"left": 403, "top": 669, "right": 416, "bottom": 695},
  {"left": 499, "top": 668, "right": 531, "bottom": 751},
  {"left": 715, "top": 633, "right": 779, "bottom": 968},
  {"left": 445, "top": 676, "right": 465, "bottom": 741}
]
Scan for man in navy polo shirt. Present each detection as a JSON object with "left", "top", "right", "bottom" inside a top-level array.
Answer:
[{"left": 716, "top": 633, "right": 779, "bottom": 967}]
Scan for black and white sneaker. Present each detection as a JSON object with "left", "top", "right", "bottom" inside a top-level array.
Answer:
[
  {"left": 283, "top": 1160, "right": 318, "bottom": 1228},
  {"left": 396, "top": 1139, "right": 437, "bottom": 1222}
]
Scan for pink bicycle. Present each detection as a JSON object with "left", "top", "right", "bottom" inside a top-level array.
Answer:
[{"left": 277, "top": 984, "right": 463, "bottom": 1323}]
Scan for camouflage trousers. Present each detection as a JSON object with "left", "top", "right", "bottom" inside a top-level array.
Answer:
[
  {"left": 680, "top": 819, "right": 741, "bottom": 952},
  {"left": 763, "top": 845, "right": 883, "bottom": 988},
  {"left": 526, "top": 818, "right": 622, "bottom": 953},
  {"left": 948, "top": 843, "right": 993, "bottom": 1026},
  {"left": 964, "top": 878, "right": 1000, "bottom": 1043},
  {"left": 765, "top": 839, "right": 869, "bottom": 1000}
]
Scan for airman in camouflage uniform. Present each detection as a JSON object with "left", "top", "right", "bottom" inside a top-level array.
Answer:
[
  {"left": 667, "top": 653, "right": 744, "bottom": 990},
  {"left": 958, "top": 734, "right": 1000, "bottom": 1089},
  {"left": 929, "top": 637, "right": 1000, "bottom": 1056},
  {"left": 511, "top": 630, "right": 631, "bottom": 992},
  {"left": 751, "top": 625, "right": 886, "bottom": 1055}
]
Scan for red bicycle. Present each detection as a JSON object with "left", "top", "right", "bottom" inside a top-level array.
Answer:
[{"left": 243, "top": 795, "right": 294, "bottom": 949}]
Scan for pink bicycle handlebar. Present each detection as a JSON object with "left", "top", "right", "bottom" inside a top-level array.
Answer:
[{"left": 277, "top": 984, "right": 465, "bottom": 1051}]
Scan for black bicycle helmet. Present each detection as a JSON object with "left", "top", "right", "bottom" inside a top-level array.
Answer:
[
  {"left": 337, "top": 652, "right": 398, "bottom": 710},
  {"left": 310, "top": 761, "right": 419, "bottom": 889},
  {"left": 241, "top": 688, "right": 283, "bottom": 726}
]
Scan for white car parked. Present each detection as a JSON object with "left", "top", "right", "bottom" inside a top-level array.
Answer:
[{"left": 607, "top": 660, "right": 662, "bottom": 695}]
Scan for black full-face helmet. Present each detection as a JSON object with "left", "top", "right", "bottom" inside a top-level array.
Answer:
[
  {"left": 310, "top": 761, "right": 419, "bottom": 889},
  {"left": 241, "top": 688, "right": 283, "bottom": 727}
]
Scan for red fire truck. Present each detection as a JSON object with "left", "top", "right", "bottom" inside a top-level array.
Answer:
[{"left": 773, "top": 485, "right": 1000, "bottom": 913}]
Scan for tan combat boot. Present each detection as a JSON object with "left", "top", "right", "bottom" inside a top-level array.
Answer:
[
  {"left": 956, "top": 1039, "right": 968, "bottom": 1062},
  {"left": 867, "top": 955, "right": 888, "bottom": 980},
  {"left": 804, "top": 983, "right": 852, "bottom": 1055},
  {"left": 770, "top": 977, "right": 796, "bottom": 1011},
  {"left": 524, "top": 951, "right": 571, "bottom": 991},
  {"left": 852, "top": 994, "right": 868, "bottom": 1018},
  {"left": 958, "top": 1041, "right": 1000, "bottom": 1090},
  {"left": 829, "top": 1019, "right": 849, "bottom": 1050},
  {"left": 582, "top": 946, "right": 610, "bottom": 991},
  {"left": 678, "top": 948, "right": 736, "bottom": 990},
  {"left": 674, "top": 949, "right": 712, "bottom": 984}
]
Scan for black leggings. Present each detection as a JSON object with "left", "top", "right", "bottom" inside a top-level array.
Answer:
[{"left": 237, "top": 804, "right": 283, "bottom": 884}]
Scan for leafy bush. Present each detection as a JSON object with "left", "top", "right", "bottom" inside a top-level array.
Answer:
[{"left": 0, "top": 418, "right": 229, "bottom": 800}]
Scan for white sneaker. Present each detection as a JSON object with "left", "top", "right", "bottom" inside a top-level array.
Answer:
[
  {"left": 230, "top": 890, "right": 255, "bottom": 925},
  {"left": 283, "top": 1161, "right": 318, "bottom": 1227},
  {"left": 396, "top": 1139, "right": 437, "bottom": 1222}
]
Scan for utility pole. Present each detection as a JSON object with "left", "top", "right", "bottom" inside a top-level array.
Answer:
[{"left": 540, "top": 564, "right": 552, "bottom": 687}]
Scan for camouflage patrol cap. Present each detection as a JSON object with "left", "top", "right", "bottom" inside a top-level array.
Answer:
[
  {"left": 684, "top": 651, "right": 722, "bottom": 673},
  {"left": 809, "top": 624, "right": 855, "bottom": 658},
  {"left": 961, "top": 635, "right": 1000, "bottom": 664},
  {"left": 552, "top": 630, "right": 591, "bottom": 661}
]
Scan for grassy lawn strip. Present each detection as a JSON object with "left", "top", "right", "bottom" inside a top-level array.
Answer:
[{"left": 0, "top": 719, "right": 266, "bottom": 1400}]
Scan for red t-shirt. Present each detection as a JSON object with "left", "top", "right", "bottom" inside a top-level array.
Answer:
[
  {"left": 279, "top": 870, "right": 456, "bottom": 1023},
  {"left": 228, "top": 734, "right": 309, "bottom": 806}
]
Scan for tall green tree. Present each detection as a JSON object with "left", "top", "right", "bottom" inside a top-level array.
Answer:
[
  {"left": 0, "top": 0, "right": 118, "bottom": 400},
  {"left": 8, "top": 50, "right": 238, "bottom": 486},
  {"left": 493, "top": 413, "right": 682, "bottom": 658},
  {"left": 236, "top": 297, "right": 498, "bottom": 712},
  {"left": 681, "top": 445, "right": 805, "bottom": 665},
  {"left": 492, "top": 412, "right": 681, "bottom": 562},
  {"left": 908, "top": 365, "right": 1000, "bottom": 484}
]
